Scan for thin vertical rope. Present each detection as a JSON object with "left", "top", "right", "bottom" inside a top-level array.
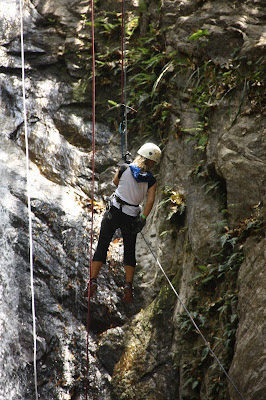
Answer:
[
  {"left": 85, "top": 1, "right": 96, "bottom": 399},
  {"left": 19, "top": 1, "right": 38, "bottom": 399},
  {"left": 121, "top": 0, "right": 128, "bottom": 155},
  {"left": 121, "top": 0, "right": 124, "bottom": 106}
]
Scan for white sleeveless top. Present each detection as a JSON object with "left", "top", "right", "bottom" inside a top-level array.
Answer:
[{"left": 113, "top": 166, "right": 149, "bottom": 217}]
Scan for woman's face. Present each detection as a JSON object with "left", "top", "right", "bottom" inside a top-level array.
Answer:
[{"left": 146, "top": 159, "right": 156, "bottom": 170}]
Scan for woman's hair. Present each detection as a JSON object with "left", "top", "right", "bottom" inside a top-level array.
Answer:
[{"left": 133, "top": 155, "right": 150, "bottom": 172}]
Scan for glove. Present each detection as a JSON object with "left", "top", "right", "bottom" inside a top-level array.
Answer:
[{"left": 132, "top": 215, "right": 146, "bottom": 234}]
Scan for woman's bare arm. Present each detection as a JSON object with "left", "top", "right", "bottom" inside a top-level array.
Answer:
[
  {"left": 142, "top": 183, "right": 157, "bottom": 218},
  {"left": 113, "top": 169, "right": 120, "bottom": 187}
]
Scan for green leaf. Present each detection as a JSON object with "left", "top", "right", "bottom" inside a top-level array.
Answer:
[
  {"left": 220, "top": 234, "right": 228, "bottom": 247},
  {"left": 230, "top": 314, "right": 238, "bottom": 323},
  {"left": 184, "top": 376, "right": 194, "bottom": 388},
  {"left": 179, "top": 203, "right": 186, "bottom": 215},
  {"left": 197, "top": 135, "right": 208, "bottom": 147},
  {"left": 188, "top": 29, "right": 210, "bottom": 41},
  {"left": 227, "top": 237, "right": 238, "bottom": 247},
  {"left": 108, "top": 100, "right": 118, "bottom": 106},
  {"left": 202, "top": 275, "right": 214, "bottom": 284},
  {"left": 201, "top": 347, "right": 209, "bottom": 361},
  {"left": 197, "top": 265, "right": 208, "bottom": 272},
  {"left": 192, "top": 380, "right": 200, "bottom": 390},
  {"left": 160, "top": 230, "right": 171, "bottom": 237},
  {"left": 152, "top": 61, "right": 174, "bottom": 96}
]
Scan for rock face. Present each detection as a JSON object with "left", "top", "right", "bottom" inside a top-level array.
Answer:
[
  {"left": 228, "top": 237, "right": 266, "bottom": 400},
  {"left": 0, "top": 0, "right": 265, "bottom": 400},
  {"left": 0, "top": 1, "right": 125, "bottom": 399}
]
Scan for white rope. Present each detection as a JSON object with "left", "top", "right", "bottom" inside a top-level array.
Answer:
[
  {"left": 19, "top": 1, "right": 39, "bottom": 399},
  {"left": 140, "top": 232, "right": 245, "bottom": 400}
]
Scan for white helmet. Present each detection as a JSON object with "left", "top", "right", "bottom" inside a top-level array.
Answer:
[{"left": 137, "top": 143, "right": 161, "bottom": 163}]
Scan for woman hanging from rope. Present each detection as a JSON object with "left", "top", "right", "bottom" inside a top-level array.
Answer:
[{"left": 84, "top": 143, "right": 161, "bottom": 303}]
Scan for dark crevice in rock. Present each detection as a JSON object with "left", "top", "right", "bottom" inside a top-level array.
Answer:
[{"left": 207, "top": 162, "right": 228, "bottom": 212}]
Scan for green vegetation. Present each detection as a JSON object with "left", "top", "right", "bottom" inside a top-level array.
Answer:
[
  {"left": 72, "top": 6, "right": 266, "bottom": 400},
  {"left": 77, "top": 5, "right": 265, "bottom": 155},
  {"left": 179, "top": 37, "right": 265, "bottom": 184},
  {"left": 126, "top": 25, "right": 177, "bottom": 142},
  {"left": 79, "top": 9, "right": 189, "bottom": 139},
  {"left": 174, "top": 209, "right": 264, "bottom": 399},
  {"left": 158, "top": 186, "right": 186, "bottom": 221},
  {"left": 188, "top": 29, "right": 210, "bottom": 41}
]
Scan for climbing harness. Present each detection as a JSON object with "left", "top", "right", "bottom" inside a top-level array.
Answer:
[
  {"left": 85, "top": 1, "right": 96, "bottom": 399},
  {"left": 19, "top": 2, "right": 38, "bottom": 400},
  {"left": 115, "top": 194, "right": 139, "bottom": 210},
  {"left": 140, "top": 232, "right": 246, "bottom": 400}
]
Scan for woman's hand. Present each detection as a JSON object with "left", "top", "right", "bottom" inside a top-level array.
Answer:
[{"left": 132, "top": 215, "right": 146, "bottom": 233}]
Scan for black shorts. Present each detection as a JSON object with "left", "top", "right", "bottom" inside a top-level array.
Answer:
[{"left": 93, "top": 206, "right": 138, "bottom": 267}]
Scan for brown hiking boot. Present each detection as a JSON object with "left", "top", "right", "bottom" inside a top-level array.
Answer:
[
  {"left": 83, "top": 278, "right": 97, "bottom": 298},
  {"left": 123, "top": 282, "right": 134, "bottom": 303}
]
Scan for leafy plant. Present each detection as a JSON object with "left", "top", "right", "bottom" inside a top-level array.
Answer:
[
  {"left": 175, "top": 211, "right": 262, "bottom": 399},
  {"left": 188, "top": 29, "right": 210, "bottom": 41},
  {"left": 125, "top": 25, "right": 192, "bottom": 143},
  {"left": 158, "top": 186, "right": 186, "bottom": 220}
]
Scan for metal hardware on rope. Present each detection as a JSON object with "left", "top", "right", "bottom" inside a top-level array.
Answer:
[
  {"left": 119, "top": 103, "right": 137, "bottom": 163},
  {"left": 19, "top": 2, "right": 39, "bottom": 400},
  {"left": 140, "top": 232, "right": 246, "bottom": 400},
  {"left": 119, "top": 104, "right": 126, "bottom": 160},
  {"left": 85, "top": 1, "right": 96, "bottom": 399}
]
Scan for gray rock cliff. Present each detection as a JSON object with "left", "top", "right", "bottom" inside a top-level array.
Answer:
[{"left": 0, "top": 1, "right": 265, "bottom": 399}]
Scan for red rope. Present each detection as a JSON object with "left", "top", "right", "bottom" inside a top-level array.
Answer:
[
  {"left": 85, "top": 0, "right": 96, "bottom": 398},
  {"left": 121, "top": 0, "right": 128, "bottom": 157},
  {"left": 121, "top": 0, "right": 125, "bottom": 105}
]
